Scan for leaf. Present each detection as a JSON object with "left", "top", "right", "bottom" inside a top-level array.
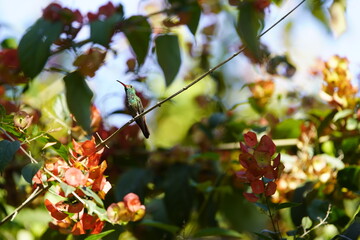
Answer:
[
  {"left": 333, "top": 109, "right": 353, "bottom": 122},
  {"left": 186, "top": 3, "right": 201, "bottom": 36},
  {"left": 236, "top": 3, "right": 263, "bottom": 61},
  {"left": 329, "top": 0, "right": 347, "bottom": 37},
  {"left": 59, "top": 182, "right": 76, "bottom": 197},
  {"left": 272, "top": 119, "right": 303, "bottom": 139},
  {"left": 163, "top": 163, "right": 194, "bottom": 225},
  {"left": 83, "top": 199, "right": 109, "bottom": 221},
  {"left": 274, "top": 202, "right": 302, "bottom": 210},
  {"left": 18, "top": 18, "right": 63, "bottom": 78},
  {"left": 115, "top": 168, "right": 151, "bottom": 201},
  {"left": 84, "top": 230, "right": 115, "bottom": 240},
  {"left": 80, "top": 187, "right": 104, "bottom": 207},
  {"left": 63, "top": 71, "right": 93, "bottom": 133},
  {"left": 141, "top": 220, "right": 180, "bottom": 234},
  {"left": 337, "top": 166, "right": 360, "bottom": 191},
  {"left": 194, "top": 227, "right": 242, "bottom": 238},
  {"left": 123, "top": 16, "right": 152, "bottom": 66},
  {"left": 89, "top": 13, "right": 123, "bottom": 47},
  {"left": 306, "top": 0, "right": 330, "bottom": 31},
  {"left": 301, "top": 216, "right": 313, "bottom": 229},
  {"left": 155, "top": 34, "right": 181, "bottom": 86},
  {"left": 0, "top": 140, "right": 20, "bottom": 171},
  {"left": 21, "top": 162, "right": 42, "bottom": 183}
]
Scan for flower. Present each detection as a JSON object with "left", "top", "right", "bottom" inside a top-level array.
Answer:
[
  {"left": 107, "top": 193, "right": 146, "bottom": 224},
  {"left": 236, "top": 132, "right": 284, "bottom": 202}
]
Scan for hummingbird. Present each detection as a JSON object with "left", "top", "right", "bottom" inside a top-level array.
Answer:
[{"left": 117, "top": 80, "right": 150, "bottom": 138}]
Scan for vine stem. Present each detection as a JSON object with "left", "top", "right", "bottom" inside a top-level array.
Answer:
[
  {"left": 0, "top": 186, "right": 49, "bottom": 227},
  {"left": 94, "top": 0, "right": 307, "bottom": 151}
]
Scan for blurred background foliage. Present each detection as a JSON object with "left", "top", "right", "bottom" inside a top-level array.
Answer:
[{"left": 0, "top": 0, "right": 359, "bottom": 239}]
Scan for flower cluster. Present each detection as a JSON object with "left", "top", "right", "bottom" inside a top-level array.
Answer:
[
  {"left": 0, "top": 49, "right": 27, "bottom": 84},
  {"left": 321, "top": 55, "right": 357, "bottom": 109},
  {"left": 248, "top": 79, "right": 275, "bottom": 112},
  {"left": 86, "top": 2, "right": 122, "bottom": 22},
  {"left": 33, "top": 137, "right": 111, "bottom": 235},
  {"left": 107, "top": 193, "right": 146, "bottom": 225},
  {"left": 236, "top": 132, "right": 284, "bottom": 202},
  {"left": 43, "top": 3, "right": 83, "bottom": 25}
]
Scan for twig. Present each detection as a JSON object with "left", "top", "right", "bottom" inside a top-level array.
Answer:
[
  {"left": 0, "top": 186, "right": 49, "bottom": 227},
  {"left": 300, "top": 204, "right": 332, "bottom": 238},
  {"left": 94, "top": 0, "right": 307, "bottom": 151}
]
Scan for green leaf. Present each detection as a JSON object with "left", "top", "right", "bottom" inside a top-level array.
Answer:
[
  {"left": 21, "top": 162, "right": 42, "bottom": 183},
  {"left": 333, "top": 109, "right": 353, "bottom": 122},
  {"left": 194, "top": 228, "right": 242, "bottom": 238},
  {"left": 123, "top": 16, "right": 151, "bottom": 66},
  {"left": 38, "top": 133, "right": 69, "bottom": 161},
  {"left": 186, "top": 3, "right": 201, "bottom": 36},
  {"left": 0, "top": 140, "right": 20, "bottom": 171},
  {"left": 337, "top": 166, "right": 360, "bottom": 191},
  {"left": 90, "top": 13, "right": 123, "bottom": 47},
  {"left": 1, "top": 38, "right": 17, "bottom": 49},
  {"left": 155, "top": 34, "right": 181, "bottom": 86},
  {"left": 301, "top": 216, "right": 313, "bottom": 229},
  {"left": 236, "top": 3, "right": 263, "bottom": 61},
  {"left": 163, "top": 164, "right": 194, "bottom": 225},
  {"left": 84, "top": 230, "right": 115, "bottom": 240},
  {"left": 274, "top": 202, "right": 302, "bottom": 210},
  {"left": 272, "top": 119, "right": 303, "bottom": 139},
  {"left": 18, "top": 18, "right": 63, "bottom": 78},
  {"left": 83, "top": 199, "right": 109, "bottom": 221},
  {"left": 59, "top": 182, "right": 76, "bottom": 197},
  {"left": 141, "top": 220, "right": 180, "bottom": 234},
  {"left": 80, "top": 187, "right": 104, "bottom": 207},
  {"left": 63, "top": 71, "right": 93, "bottom": 133}
]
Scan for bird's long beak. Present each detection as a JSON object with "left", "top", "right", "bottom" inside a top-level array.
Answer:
[{"left": 116, "top": 80, "right": 127, "bottom": 88}]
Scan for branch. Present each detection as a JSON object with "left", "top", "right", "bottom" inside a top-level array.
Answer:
[
  {"left": 0, "top": 186, "right": 49, "bottom": 227},
  {"left": 94, "top": 0, "right": 307, "bottom": 150},
  {"left": 300, "top": 204, "right": 332, "bottom": 238}
]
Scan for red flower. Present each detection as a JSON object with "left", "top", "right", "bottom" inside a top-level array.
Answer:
[
  {"left": 0, "top": 49, "right": 19, "bottom": 68},
  {"left": 243, "top": 192, "right": 259, "bottom": 202},
  {"left": 124, "top": 193, "right": 143, "bottom": 212},
  {"left": 237, "top": 132, "right": 282, "bottom": 202},
  {"left": 72, "top": 137, "right": 97, "bottom": 157},
  {"left": 64, "top": 167, "right": 87, "bottom": 187},
  {"left": 251, "top": 179, "right": 265, "bottom": 194}
]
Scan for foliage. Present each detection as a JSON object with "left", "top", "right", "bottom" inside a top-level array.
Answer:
[{"left": 0, "top": 0, "right": 359, "bottom": 240}]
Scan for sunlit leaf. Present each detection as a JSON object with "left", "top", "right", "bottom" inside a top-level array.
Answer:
[
  {"left": 123, "top": 16, "right": 152, "bottom": 66},
  {"left": 329, "top": 0, "right": 347, "bottom": 37},
  {"left": 59, "top": 182, "right": 76, "bottom": 197},
  {"left": 22, "top": 162, "right": 42, "bottom": 183},
  {"left": 84, "top": 230, "right": 115, "bottom": 240},
  {"left": 272, "top": 119, "right": 303, "bottom": 139},
  {"left": 63, "top": 71, "right": 93, "bottom": 133},
  {"left": 0, "top": 140, "right": 20, "bottom": 171},
  {"left": 155, "top": 34, "right": 181, "bottom": 86},
  {"left": 18, "top": 19, "right": 63, "bottom": 78},
  {"left": 80, "top": 187, "right": 104, "bottom": 207}
]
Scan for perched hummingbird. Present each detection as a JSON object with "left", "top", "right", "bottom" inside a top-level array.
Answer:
[{"left": 117, "top": 80, "right": 150, "bottom": 138}]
